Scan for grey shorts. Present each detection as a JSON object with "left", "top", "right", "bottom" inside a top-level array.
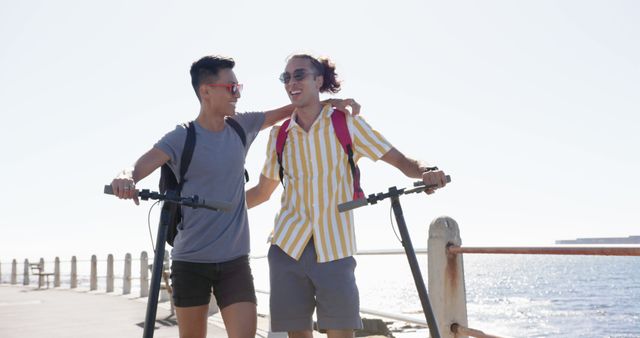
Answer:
[{"left": 268, "top": 240, "right": 362, "bottom": 332}]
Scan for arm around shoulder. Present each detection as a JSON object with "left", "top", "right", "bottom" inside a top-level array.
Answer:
[
  {"left": 261, "top": 98, "right": 362, "bottom": 130},
  {"left": 261, "top": 105, "right": 294, "bottom": 130}
]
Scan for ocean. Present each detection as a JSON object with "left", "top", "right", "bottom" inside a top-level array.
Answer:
[
  {"left": 252, "top": 253, "right": 640, "bottom": 338},
  {"left": 5, "top": 254, "right": 639, "bottom": 337}
]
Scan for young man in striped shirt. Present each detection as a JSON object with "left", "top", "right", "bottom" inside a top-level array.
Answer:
[{"left": 247, "top": 54, "right": 448, "bottom": 338}]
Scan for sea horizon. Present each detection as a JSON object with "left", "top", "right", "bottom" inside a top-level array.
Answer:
[{"left": 6, "top": 253, "right": 638, "bottom": 337}]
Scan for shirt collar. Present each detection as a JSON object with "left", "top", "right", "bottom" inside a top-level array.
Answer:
[{"left": 287, "top": 104, "right": 333, "bottom": 132}]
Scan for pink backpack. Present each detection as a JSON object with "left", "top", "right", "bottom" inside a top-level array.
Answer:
[{"left": 275, "top": 109, "right": 365, "bottom": 200}]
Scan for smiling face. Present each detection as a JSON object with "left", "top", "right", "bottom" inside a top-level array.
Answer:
[
  {"left": 199, "top": 68, "right": 241, "bottom": 116},
  {"left": 282, "top": 57, "right": 323, "bottom": 108}
]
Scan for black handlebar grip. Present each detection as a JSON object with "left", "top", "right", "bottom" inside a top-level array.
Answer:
[
  {"left": 200, "top": 200, "right": 233, "bottom": 212},
  {"left": 104, "top": 184, "right": 139, "bottom": 196},
  {"left": 337, "top": 198, "right": 369, "bottom": 213},
  {"left": 104, "top": 184, "right": 233, "bottom": 212},
  {"left": 414, "top": 175, "right": 451, "bottom": 187}
]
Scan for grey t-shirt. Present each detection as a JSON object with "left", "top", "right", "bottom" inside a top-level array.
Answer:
[{"left": 154, "top": 112, "right": 265, "bottom": 263}]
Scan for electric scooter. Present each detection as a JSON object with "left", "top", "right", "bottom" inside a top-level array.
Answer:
[
  {"left": 338, "top": 175, "right": 451, "bottom": 338},
  {"left": 104, "top": 185, "right": 231, "bottom": 338}
]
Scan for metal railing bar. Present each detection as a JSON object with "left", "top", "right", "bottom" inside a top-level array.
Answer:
[
  {"left": 448, "top": 246, "right": 640, "bottom": 256},
  {"left": 359, "top": 307, "right": 428, "bottom": 327},
  {"left": 356, "top": 249, "right": 428, "bottom": 255}
]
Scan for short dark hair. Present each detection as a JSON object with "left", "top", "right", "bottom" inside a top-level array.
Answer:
[
  {"left": 190, "top": 55, "right": 235, "bottom": 100},
  {"left": 289, "top": 54, "right": 341, "bottom": 94}
]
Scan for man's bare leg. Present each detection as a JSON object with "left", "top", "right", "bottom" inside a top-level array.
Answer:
[
  {"left": 176, "top": 304, "right": 208, "bottom": 338},
  {"left": 221, "top": 301, "right": 257, "bottom": 338},
  {"left": 326, "top": 329, "right": 355, "bottom": 338}
]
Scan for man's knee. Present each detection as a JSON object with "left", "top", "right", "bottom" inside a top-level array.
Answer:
[
  {"left": 326, "top": 329, "right": 355, "bottom": 338},
  {"left": 288, "top": 330, "right": 314, "bottom": 338},
  {"left": 178, "top": 325, "right": 207, "bottom": 338}
]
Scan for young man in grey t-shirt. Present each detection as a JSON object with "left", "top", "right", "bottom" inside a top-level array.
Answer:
[{"left": 110, "top": 55, "right": 360, "bottom": 338}]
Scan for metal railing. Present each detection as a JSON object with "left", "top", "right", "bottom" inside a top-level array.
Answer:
[
  {"left": 0, "top": 252, "right": 157, "bottom": 298},
  {"left": 428, "top": 217, "right": 640, "bottom": 338},
  {"left": 448, "top": 246, "right": 640, "bottom": 256},
  {"left": 3, "top": 217, "right": 638, "bottom": 338}
]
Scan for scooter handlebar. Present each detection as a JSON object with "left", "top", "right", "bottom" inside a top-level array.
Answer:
[
  {"left": 338, "top": 175, "right": 452, "bottom": 213},
  {"left": 103, "top": 185, "right": 232, "bottom": 212}
]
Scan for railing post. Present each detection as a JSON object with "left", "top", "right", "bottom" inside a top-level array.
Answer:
[
  {"left": 38, "top": 258, "right": 45, "bottom": 288},
  {"left": 140, "top": 251, "right": 149, "bottom": 297},
  {"left": 90, "top": 255, "right": 97, "bottom": 291},
  {"left": 123, "top": 253, "right": 132, "bottom": 295},
  {"left": 11, "top": 259, "right": 17, "bottom": 285},
  {"left": 428, "top": 216, "right": 468, "bottom": 338},
  {"left": 107, "top": 254, "right": 114, "bottom": 292},
  {"left": 71, "top": 256, "right": 77, "bottom": 289},
  {"left": 54, "top": 257, "right": 60, "bottom": 287},
  {"left": 23, "top": 259, "right": 29, "bottom": 286}
]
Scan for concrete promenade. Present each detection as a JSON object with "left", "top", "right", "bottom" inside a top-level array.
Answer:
[
  {"left": 0, "top": 285, "right": 228, "bottom": 338},
  {"left": 0, "top": 285, "right": 359, "bottom": 338}
]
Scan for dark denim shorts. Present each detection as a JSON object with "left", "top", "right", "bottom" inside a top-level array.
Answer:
[{"left": 170, "top": 256, "right": 256, "bottom": 309}]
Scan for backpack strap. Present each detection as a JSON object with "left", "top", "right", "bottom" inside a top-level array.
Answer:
[
  {"left": 225, "top": 117, "right": 250, "bottom": 182},
  {"left": 160, "top": 121, "right": 196, "bottom": 247},
  {"left": 275, "top": 119, "right": 292, "bottom": 187},
  {"left": 331, "top": 110, "right": 365, "bottom": 200},
  {"left": 225, "top": 117, "right": 246, "bottom": 146},
  {"left": 177, "top": 121, "right": 197, "bottom": 190}
]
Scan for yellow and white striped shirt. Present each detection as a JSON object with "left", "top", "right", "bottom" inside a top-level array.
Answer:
[{"left": 262, "top": 104, "right": 392, "bottom": 262}]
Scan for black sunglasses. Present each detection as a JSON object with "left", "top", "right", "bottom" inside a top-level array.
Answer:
[{"left": 279, "top": 68, "right": 316, "bottom": 84}]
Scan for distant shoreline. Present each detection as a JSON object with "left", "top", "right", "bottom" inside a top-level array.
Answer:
[{"left": 556, "top": 235, "right": 640, "bottom": 244}]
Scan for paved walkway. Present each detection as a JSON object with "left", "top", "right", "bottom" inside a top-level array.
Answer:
[
  {"left": 0, "top": 285, "right": 228, "bottom": 338},
  {"left": 0, "top": 285, "right": 397, "bottom": 338}
]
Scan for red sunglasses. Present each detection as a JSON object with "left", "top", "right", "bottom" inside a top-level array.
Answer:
[{"left": 207, "top": 83, "right": 243, "bottom": 95}]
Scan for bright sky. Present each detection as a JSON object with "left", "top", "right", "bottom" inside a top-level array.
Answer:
[{"left": 1, "top": 1, "right": 638, "bottom": 262}]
